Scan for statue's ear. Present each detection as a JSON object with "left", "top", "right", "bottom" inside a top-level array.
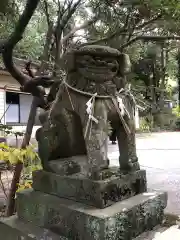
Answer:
[
  {"left": 118, "top": 53, "right": 131, "bottom": 75},
  {"left": 60, "top": 51, "right": 76, "bottom": 72}
]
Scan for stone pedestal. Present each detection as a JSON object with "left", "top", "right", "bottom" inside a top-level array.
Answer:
[
  {"left": 0, "top": 216, "right": 68, "bottom": 240},
  {"left": 0, "top": 168, "right": 167, "bottom": 240},
  {"left": 32, "top": 168, "right": 147, "bottom": 208}
]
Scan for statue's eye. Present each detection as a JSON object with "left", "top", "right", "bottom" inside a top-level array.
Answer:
[
  {"left": 78, "top": 60, "right": 87, "bottom": 66},
  {"left": 112, "top": 66, "right": 117, "bottom": 72},
  {"left": 94, "top": 57, "right": 101, "bottom": 60},
  {"left": 83, "top": 55, "right": 92, "bottom": 60},
  {"left": 106, "top": 59, "right": 118, "bottom": 64},
  {"left": 107, "top": 62, "right": 117, "bottom": 72}
]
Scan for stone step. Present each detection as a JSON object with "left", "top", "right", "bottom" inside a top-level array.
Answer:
[
  {"left": 134, "top": 225, "right": 180, "bottom": 239},
  {"left": 0, "top": 215, "right": 69, "bottom": 240},
  {"left": 16, "top": 189, "right": 167, "bottom": 240},
  {"left": 152, "top": 226, "right": 180, "bottom": 239},
  {"left": 133, "top": 226, "right": 168, "bottom": 240}
]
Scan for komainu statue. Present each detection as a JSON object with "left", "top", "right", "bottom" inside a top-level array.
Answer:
[{"left": 36, "top": 45, "right": 140, "bottom": 179}]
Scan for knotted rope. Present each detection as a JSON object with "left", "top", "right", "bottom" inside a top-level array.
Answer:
[
  {"left": 64, "top": 82, "right": 133, "bottom": 135},
  {"left": 47, "top": 80, "right": 137, "bottom": 136},
  {"left": 84, "top": 93, "right": 98, "bottom": 139}
]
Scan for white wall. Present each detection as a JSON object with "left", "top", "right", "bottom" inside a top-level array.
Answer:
[
  {"left": 19, "top": 93, "right": 32, "bottom": 123},
  {"left": 135, "top": 107, "right": 140, "bottom": 129},
  {"left": 0, "top": 90, "right": 5, "bottom": 124},
  {"left": 6, "top": 104, "right": 19, "bottom": 123},
  {"left": 19, "top": 94, "right": 41, "bottom": 125},
  {"left": 0, "top": 74, "right": 41, "bottom": 143}
]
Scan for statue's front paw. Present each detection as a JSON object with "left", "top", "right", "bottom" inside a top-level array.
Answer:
[
  {"left": 120, "top": 160, "right": 140, "bottom": 174},
  {"left": 119, "top": 164, "right": 132, "bottom": 174}
]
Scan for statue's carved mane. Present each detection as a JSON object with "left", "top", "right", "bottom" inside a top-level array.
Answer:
[{"left": 62, "top": 45, "right": 131, "bottom": 77}]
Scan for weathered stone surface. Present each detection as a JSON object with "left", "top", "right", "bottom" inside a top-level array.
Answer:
[
  {"left": 48, "top": 158, "right": 81, "bottom": 175},
  {"left": 0, "top": 216, "right": 68, "bottom": 240},
  {"left": 37, "top": 45, "right": 139, "bottom": 178},
  {"left": 32, "top": 168, "right": 147, "bottom": 208},
  {"left": 17, "top": 189, "right": 167, "bottom": 240},
  {"left": 47, "top": 155, "right": 89, "bottom": 176}
]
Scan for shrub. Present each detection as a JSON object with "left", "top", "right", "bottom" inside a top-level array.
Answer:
[
  {"left": 0, "top": 143, "right": 41, "bottom": 193},
  {"left": 139, "top": 117, "right": 152, "bottom": 132},
  {"left": 172, "top": 106, "right": 180, "bottom": 117}
]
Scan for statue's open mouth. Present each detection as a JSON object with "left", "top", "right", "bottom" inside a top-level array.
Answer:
[
  {"left": 78, "top": 66, "right": 118, "bottom": 75},
  {"left": 76, "top": 57, "right": 119, "bottom": 80}
]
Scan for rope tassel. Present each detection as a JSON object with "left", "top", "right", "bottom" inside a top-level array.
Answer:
[
  {"left": 84, "top": 93, "right": 98, "bottom": 139},
  {"left": 112, "top": 97, "right": 131, "bottom": 135},
  {"left": 86, "top": 93, "right": 98, "bottom": 124},
  {"left": 117, "top": 96, "right": 130, "bottom": 119}
]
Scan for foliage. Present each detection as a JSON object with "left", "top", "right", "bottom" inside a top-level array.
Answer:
[
  {"left": 0, "top": 0, "right": 19, "bottom": 20},
  {"left": 0, "top": 143, "right": 42, "bottom": 192},
  {"left": 0, "top": 0, "right": 20, "bottom": 41},
  {"left": 2, "top": 0, "right": 180, "bottom": 69},
  {"left": 0, "top": 124, "right": 24, "bottom": 137},
  {"left": 172, "top": 106, "right": 180, "bottom": 117},
  {"left": 0, "top": 1, "right": 47, "bottom": 60},
  {"left": 15, "top": 13, "right": 48, "bottom": 60},
  {"left": 86, "top": 0, "right": 180, "bottom": 47},
  {"left": 174, "top": 117, "right": 180, "bottom": 130},
  {"left": 1, "top": 0, "right": 180, "bottom": 62},
  {"left": 139, "top": 117, "right": 152, "bottom": 132},
  {"left": 171, "top": 106, "right": 180, "bottom": 130}
]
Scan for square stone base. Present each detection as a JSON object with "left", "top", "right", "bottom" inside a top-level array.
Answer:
[
  {"left": 0, "top": 216, "right": 68, "bottom": 240},
  {"left": 16, "top": 189, "right": 167, "bottom": 240},
  {"left": 32, "top": 168, "right": 147, "bottom": 208}
]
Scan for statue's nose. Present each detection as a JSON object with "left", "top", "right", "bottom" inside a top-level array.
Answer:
[{"left": 96, "top": 60, "right": 106, "bottom": 65}]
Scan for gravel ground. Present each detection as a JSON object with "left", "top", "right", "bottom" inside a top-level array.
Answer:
[{"left": 134, "top": 226, "right": 168, "bottom": 240}]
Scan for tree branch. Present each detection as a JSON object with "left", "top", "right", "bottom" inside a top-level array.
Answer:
[
  {"left": 59, "top": 0, "right": 82, "bottom": 32},
  {"left": 2, "top": 0, "right": 53, "bottom": 100},
  {"left": 61, "top": 17, "right": 97, "bottom": 45},
  {"left": 53, "top": 0, "right": 83, "bottom": 65},
  {"left": 43, "top": 0, "right": 51, "bottom": 26},
  {"left": 25, "top": 61, "right": 35, "bottom": 78},
  {"left": 120, "top": 35, "right": 180, "bottom": 50},
  {"left": 2, "top": 0, "right": 39, "bottom": 87},
  {"left": 122, "top": 9, "right": 136, "bottom": 43},
  {"left": 135, "top": 13, "right": 162, "bottom": 30},
  {"left": 0, "top": 40, "right": 6, "bottom": 53},
  {"left": 61, "top": 0, "right": 72, "bottom": 16},
  {"left": 39, "top": 22, "right": 54, "bottom": 73},
  {"left": 81, "top": 27, "right": 128, "bottom": 46},
  {"left": 82, "top": 11, "right": 163, "bottom": 47}
]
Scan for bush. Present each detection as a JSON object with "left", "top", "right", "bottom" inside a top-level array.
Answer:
[
  {"left": 171, "top": 107, "right": 180, "bottom": 130},
  {"left": 172, "top": 106, "right": 180, "bottom": 117},
  {"left": 174, "top": 118, "right": 180, "bottom": 130},
  {"left": 139, "top": 117, "right": 152, "bottom": 132},
  {"left": 0, "top": 143, "right": 41, "bottom": 193}
]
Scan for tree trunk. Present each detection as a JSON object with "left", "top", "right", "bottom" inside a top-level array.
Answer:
[
  {"left": 39, "top": 23, "right": 54, "bottom": 73},
  {"left": 177, "top": 51, "right": 180, "bottom": 110},
  {"left": 159, "top": 43, "right": 166, "bottom": 109},
  {"left": 5, "top": 21, "right": 54, "bottom": 216},
  {"left": 5, "top": 97, "right": 39, "bottom": 216}
]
